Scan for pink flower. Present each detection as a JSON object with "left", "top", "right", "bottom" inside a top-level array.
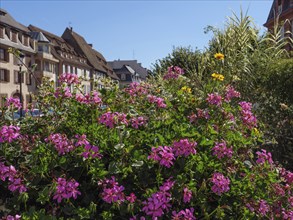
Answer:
[
  {"left": 131, "top": 116, "right": 147, "bottom": 129},
  {"left": 0, "top": 162, "right": 27, "bottom": 194},
  {"left": 4, "top": 215, "right": 21, "bottom": 220},
  {"left": 64, "top": 87, "right": 73, "bottom": 98},
  {"left": 282, "top": 209, "right": 293, "bottom": 219},
  {"left": 45, "top": 133, "right": 75, "bottom": 155},
  {"left": 172, "top": 208, "right": 196, "bottom": 220},
  {"left": 188, "top": 108, "right": 210, "bottom": 124},
  {"left": 258, "top": 199, "right": 269, "bottom": 216},
  {"left": 212, "top": 141, "right": 233, "bottom": 159},
  {"left": 206, "top": 93, "right": 222, "bottom": 106},
  {"left": 147, "top": 95, "right": 167, "bottom": 108},
  {"left": 224, "top": 85, "right": 240, "bottom": 102},
  {"left": 211, "top": 172, "right": 230, "bottom": 195},
  {"left": 59, "top": 73, "right": 80, "bottom": 84},
  {"left": 126, "top": 193, "right": 137, "bottom": 203},
  {"left": 279, "top": 168, "right": 293, "bottom": 184},
  {"left": 256, "top": 149, "right": 273, "bottom": 165},
  {"left": 8, "top": 178, "right": 27, "bottom": 193},
  {"left": 81, "top": 144, "right": 102, "bottom": 159},
  {"left": 53, "top": 177, "right": 81, "bottom": 203},
  {"left": 273, "top": 184, "right": 286, "bottom": 196},
  {"left": 142, "top": 180, "right": 174, "bottom": 218},
  {"left": 125, "top": 82, "right": 149, "bottom": 96},
  {"left": 183, "top": 187, "right": 192, "bottom": 203},
  {"left": 239, "top": 101, "right": 257, "bottom": 129},
  {"left": 100, "top": 176, "right": 125, "bottom": 204},
  {"left": 75, "top": 91, "right": 102, "bottom": 105},
  {"left": 54, "top": 87, "right": 72, "bottom": 98},
  {"left": 148, "top": 146, "right": 175, "bottom": 168},
  {"left": 99, "top": 112, "right": 128, "bottom": 128},
  {"left": 5, "top": 97, "right": 22, "bottom": 110},
  {"left": 172, "top": 139, "right": 197, "bottom": 157},
  {"left": 75, "top": 134, "right": 89, "bottom": 146},
  {"left": 163, "top": 66, "right": 184, "bottom": 80},
  {"left": 0, "top": 125, "right": 20, "bottom": 143}
]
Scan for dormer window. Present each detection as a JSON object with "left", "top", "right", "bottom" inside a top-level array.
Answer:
[
  {"left": 0, "top": 26, "right": 4, "bottom": 39},
  {"left": 12, "top": 31, "right": 17, "bottom": 42},
  {"left": 38, "top": 44, "right": 49, "bottom": 53},
  {"left": 23, "top": 36, "right": 28, "bottom": 46},
  {"left": 5, "top": 28, "right": 10, "bottom": 39}
]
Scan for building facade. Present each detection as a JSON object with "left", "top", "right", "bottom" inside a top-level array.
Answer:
[
  {"left": 0, "top": 9, "right": 36, "bottom": 107},
  {"left": 28, "top": 25, "right": 93, "bottom": 94},
  {"left": 62, "top": 27, "right": 119, "bottom": 89},
  {"left": 108, "top": 60, "right": 148, "bottom": 88},
  {"left": 264, "top": 0, "right": 293, "bottom": 51},
  {"left": 1, "top": 8, "right": 148, "bottom": 105}
]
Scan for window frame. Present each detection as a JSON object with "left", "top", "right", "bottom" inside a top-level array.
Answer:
[{"left": 0, "top": 69, "right": 10, "bottom": 82}]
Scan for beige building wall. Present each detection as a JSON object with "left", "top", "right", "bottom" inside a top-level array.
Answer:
[{"left": 0, "top": 25, "right": 36, "bottom": 108}]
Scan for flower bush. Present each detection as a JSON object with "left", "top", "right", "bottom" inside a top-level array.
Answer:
[{"left": 0, "top": 55, "right": 292, "bottom": 219}]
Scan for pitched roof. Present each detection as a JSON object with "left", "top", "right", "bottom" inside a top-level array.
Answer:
[
  {"left": 28, "top": 25, "right": 91, "bottom": 69},
  {"left": 0, "top": 8, "right": 29, "bottom": 33},
  {"left": 265, "top": 0, "right": 293, "bottom": 25},
  {"left": 108, "top": 60, "right": 148, "bottom": 79},
  {"left": 62, "top": 28, "right": 119, "bottom": 80},
  {"left": 30, "top": 31, "right": 50, "bottom": 43}
]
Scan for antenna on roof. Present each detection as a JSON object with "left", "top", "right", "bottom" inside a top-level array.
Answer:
[
  {"left": 69, "top": 22, "right": 72, "bottom": 31},
  {"left": 132, "top": 49, "right": 135, "bottom": 60}
]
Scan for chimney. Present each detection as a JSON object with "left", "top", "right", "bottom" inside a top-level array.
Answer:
[
  {"left": 88, "top": 43, "right": 93, "bottom": 48},
  {"left": 70, "top": 27, "right": 73, "bottom": 32}
]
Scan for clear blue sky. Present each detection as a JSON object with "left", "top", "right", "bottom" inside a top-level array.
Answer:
[{"left": 1, "top": 0, "right": 272, "bottom": 69}]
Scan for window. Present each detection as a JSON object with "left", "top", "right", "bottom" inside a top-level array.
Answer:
[
  {"left": 12, "top": 31, "right": 17, "bottom": 42},
  {"left": 0, "top": 48, "right": 4, "bottom": 60},
  {"left": 26, "top": 72, "right": 32, "bottom": 85},
  {"left": 44, "top": 61, "right": 51, "bottom": 72},
  {"left": 5, "top": 28, "right": 10, "bottom": 39},
  {"left": 18, "top": 32, "right": 22, "bottom": 43},
  {"left": 14, "top": 70, "right": 24, "bottom": 83},
  {"left": 0, "top": 69, "right": 9, "bottom": 82},
  {"left": 13, "top": 55, "right": 18, "bottom": 65},
  {"left": 121, "top": 73, "right": 126, "bottom": 80},
  {"left": 0, "top": 48, "right": 9, "bottom": 62},
  {"left": 38, "top": 44, "right": 49, "bottom": 53},
  {"left": 23, "top": 36, "right": 28, "bottom": 46},
  {"left": 0, "top": 94, "right": 8, "bottom": 107},
  {"left": 0, "top": 26, "right": 4, "bottom": 39}
]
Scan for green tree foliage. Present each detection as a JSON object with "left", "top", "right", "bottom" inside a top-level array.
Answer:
[
  {"left": 152, "top": 46, "right": 203, "bottom": 77},
  {"left": 257, "top": 58, "right": 293, "bottom": 169}
]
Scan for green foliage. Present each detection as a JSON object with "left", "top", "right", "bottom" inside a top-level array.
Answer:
[
  {"left": 1, "top": 11, "right": 293, "bottom": 220},
  {"left": 152, "top": 46, "right": 203, "bottom": 77}
]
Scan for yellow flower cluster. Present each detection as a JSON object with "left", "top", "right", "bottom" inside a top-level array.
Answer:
[
  {"left": 253, "top": 128, "right": 260, "bottom": 136},
  {"left": 211, "top": 73, "right": 224, "bottom": 81},
  {"left": 181, "top": 86, "right": 192, "bottom": 93},
  {"left": 214, "top": 53, "right": 224, "bottom": 60}
]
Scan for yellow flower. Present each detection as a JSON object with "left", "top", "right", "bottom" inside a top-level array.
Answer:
[
  {"left": 181, "top": 86, "right": 192, "bottom": 93},
  {"left": 214, "top": 53, "right": 224, "bottom": 60},
  {"left": 107, "top": 108, "right": 111, "bottom": 112},
  {"left": 211, "top": 73, "right": 224, "bottom": 81},
  {"left": 253, "top": 128, "right": 260, "bottom": 136}
]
